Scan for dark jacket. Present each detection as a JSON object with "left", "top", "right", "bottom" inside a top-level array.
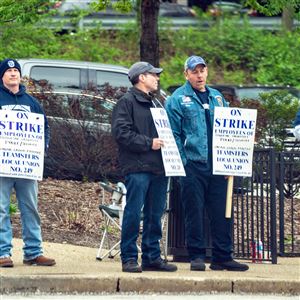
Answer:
[
  {"left": 111, "top": 87, "right": 164, "bottom": 175},
  {"left": 0, "top": 82, "right": 50, "bottom": 150}
]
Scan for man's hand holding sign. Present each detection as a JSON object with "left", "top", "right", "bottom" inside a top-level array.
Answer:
[{"left": 151, "top": 108, "right": 185, "bottom": 177}]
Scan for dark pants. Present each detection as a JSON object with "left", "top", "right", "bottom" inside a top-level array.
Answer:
[
  {"left": 180, "top": 161, "right": 233, "bottom": 262},
  {"left": 121, "top": 172, "right": 168, "bottom": 264}
]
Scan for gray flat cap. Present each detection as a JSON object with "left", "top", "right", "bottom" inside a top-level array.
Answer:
[{"left": 128, "top": 61, "right": 163, "bottom": 83}]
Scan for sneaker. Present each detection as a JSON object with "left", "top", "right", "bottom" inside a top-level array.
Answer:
[
  {"left": 190, "top": 258, "right": 206, "bottom": 271},
  {"left": 0, "top": 257, "right": 13, "bottom": 268},
  {"left": 210, "top": 260, "right": 249, "bottom": 272},
  {"left": 142, "top": 257, "right": 177, "bottom": 272},
  {"left": 122, "top": 260, "right": 142, "bottom": 273},
  {"left": 23, "top": 255, "right": 56, "bottom": 266}
]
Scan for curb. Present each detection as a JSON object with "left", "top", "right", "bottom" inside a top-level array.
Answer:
[{"left": 1, "top": 276, "right": 300, "bottom": 295}]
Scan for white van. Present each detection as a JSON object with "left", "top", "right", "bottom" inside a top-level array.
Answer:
[
  {"left": 17, "top": 59, "right": 166, "bottom": 180},
  {"left": 17, "top": 59, "right": 133, "bottom": 180},
  {"left": 18, "top": 58, "right": 132, "bottom": 93}
]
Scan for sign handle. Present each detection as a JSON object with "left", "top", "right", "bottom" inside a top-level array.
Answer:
[{"left": 225, "top": 176, "right": 234, "bottom": 218}]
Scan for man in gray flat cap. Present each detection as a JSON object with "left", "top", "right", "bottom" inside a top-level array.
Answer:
[{"left": 111, "top": 61, "right": 177, "bottom": 273}]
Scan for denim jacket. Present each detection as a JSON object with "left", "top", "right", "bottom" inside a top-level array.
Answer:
[{"left": 166, "top": 81, "right": 228, "bottom": 165}]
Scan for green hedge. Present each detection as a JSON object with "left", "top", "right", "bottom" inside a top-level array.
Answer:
[{"left": 0, "top": 19, "right": 299, "bottom": 89}]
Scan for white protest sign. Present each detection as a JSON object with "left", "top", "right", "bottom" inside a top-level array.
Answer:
[
  {"left": 150, "top": 108, "right": 185, "bottom": 177},
  {"left": 213, "top": 107, "right": 257, "bottom": 177},
  {"left": 0, "top": 110, "right": 45, "bottom": 180}
]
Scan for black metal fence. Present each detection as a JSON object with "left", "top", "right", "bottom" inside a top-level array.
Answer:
[
  {"left": 233, "top": 149, "right": 277, "bottom": 264},
  {"left": 277, "top": 150, "right": 300, "bottom": 257},
  {"left": 167, "top": 148, "right": 300, "bottom": 264}
]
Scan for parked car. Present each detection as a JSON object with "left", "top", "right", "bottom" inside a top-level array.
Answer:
[
  {"left": 211, "top": 84, "right": 300, "bottom": 104},
  {"left": 18, "top": 58, "right": 168, "bottom": 98},
  {"left": 30, "top": 90, "right": 118, "bottom": 180},
  {"left": 167, "top": 84, "right": 300, "bottom": 104},
  {"left": 208, "top": 1, "right": 254, "bottom": 17},
  {"left": 46, "top": 0, "right": 198, "bottom": 31},
  {"left": 54, "top": 0, "right": 196, "bottom": 17},
  {"left": 18, "top": 58, "right": 131, "bottom": 93},
  {"left": 18, "top": 58, "right": 166, "bottom": 181},
  {"left": 17, "top": 59, "right": 131, "bottom": 180}
]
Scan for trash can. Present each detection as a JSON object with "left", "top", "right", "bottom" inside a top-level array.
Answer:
[{"left": 167, "top": 178, "right": 212, "bottom": 262}]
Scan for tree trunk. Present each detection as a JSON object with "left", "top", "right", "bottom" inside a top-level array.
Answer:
[
  {"left": 282, "top": 5, "right": 294, "bottom": 31},
  {"left": 140, "top": 0, "right": 160, "bottom": 67}
]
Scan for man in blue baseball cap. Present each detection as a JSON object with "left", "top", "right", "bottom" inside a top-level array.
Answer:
[{"left": 166, "top": 55, "right": 249, "bottom": 272}]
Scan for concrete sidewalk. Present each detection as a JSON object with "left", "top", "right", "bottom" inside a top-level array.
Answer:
[{"left": 0, "top": 239, "right": 299, "bottom": 295}]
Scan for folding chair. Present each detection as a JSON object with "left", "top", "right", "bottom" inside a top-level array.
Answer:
[
  {"left": 160, "top": 178, "right": 171, "bottom": 261},
  {"left": 96, "top": 181, "right": 127, "bottom": 260},
  {"left": 96, "top": 180, "right": 169, "bottom": 261}
]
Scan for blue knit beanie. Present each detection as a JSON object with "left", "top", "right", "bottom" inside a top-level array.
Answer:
[{"left": 0, "top": 59, "right": 22, "bottom": 79}]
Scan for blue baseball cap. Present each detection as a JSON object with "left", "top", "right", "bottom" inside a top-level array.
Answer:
[{"left": 184, "top": 56, "right": 206, "bottom": 71}]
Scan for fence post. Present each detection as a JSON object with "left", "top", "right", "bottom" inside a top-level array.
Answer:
[
  {"left": 278, "top": 152, "right": 285, "bottom": 256},
  {"left": 270, "top": 148, "right": 277, "bottom": 264}
]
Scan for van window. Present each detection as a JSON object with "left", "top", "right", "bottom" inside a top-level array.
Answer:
[
  {"left": 34, "top": 91, "right": 113, "bottom": 124},
  {"left": 96, "top": 70, "right": 130, "bottom": 89},
  {"left": 30, "top": 66, "right": 81, "bottom": 90}
]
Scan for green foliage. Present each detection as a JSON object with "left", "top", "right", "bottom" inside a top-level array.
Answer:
[
  {"left": 246, "top": 0, "right": 300, "bottom": 16},
  {"left": 251, "top": 91, "right": 300, "bottom": 150},
  {"left": 159, "top": 19, "right": 300, "bottom": 89},
  {"left": 0, "top": 18, "right": 300, "bottom": 90},
  {"left": 159, "top": 55, "right": 186, "bottom": 90},
  {"left": 254, "top": 32, "right": 300, "bottom": 87},
  {"left": 59, "top": 30, "right": 125, "bottom": 62},
  {"left": 0, "top": 0, "right": 54, "bottom": 24},
  {"left": 0, "top": 24, "right": 61, "bottom": 58},
  {"left": 9, "top": 203, "right": 17, "bottom": 215},
  {"left": 240, "top": 98, "right": 268, "bottom": 143},
  {"left": 9, "top": 193, "right": 18, "bottom": 216},
  {"left": 91, "top": 0, "right": 134, "bottom": 13}
]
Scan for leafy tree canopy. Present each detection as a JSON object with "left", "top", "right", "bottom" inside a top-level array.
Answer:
[
  {"left": 0, "top": 0, "right": 134, "bottom": 24},
  {"left": 91, "top": 0, "right": 133, "bottom": 13},
  {"left": 246, "top": 0, "right": 300, "bottom": 16},
  {"left": 0, "top": 0, "right": 54, "bottom": 23}
]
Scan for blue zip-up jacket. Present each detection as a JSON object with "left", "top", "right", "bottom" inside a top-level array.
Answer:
[
  {"left": 166, "top": 81, "right": 228, "bottom": 165},
  {"left": 0, "top": 82, "right": 50, "bottom": 150}
]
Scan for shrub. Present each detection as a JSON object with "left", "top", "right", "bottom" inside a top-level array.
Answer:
[
  {"left": 26, "top": 81, "right": 123, "bottom": 182},
  {"left": 1, "top": 19, "right": 299, "bottom": 89},
  {"left": 241, "top": 91, "right": 300, "bottom": 150}
]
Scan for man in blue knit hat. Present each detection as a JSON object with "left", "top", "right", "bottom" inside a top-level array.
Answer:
[{"left": 0, "top": 58, "right": 55, "bottom": 267}]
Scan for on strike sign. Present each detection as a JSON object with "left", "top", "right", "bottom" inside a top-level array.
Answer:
[
  {"left": 212, "top": 107, "right": 257, "bottom": 177},
  {"left": 150, "top": 108, "right": 185, "bottom": 177},
  {"left": 0, "top": 110, "right": 45, "bottom": 180}
]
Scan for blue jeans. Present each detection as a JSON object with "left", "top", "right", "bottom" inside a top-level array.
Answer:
[
  {"left": 181, "top": 161, "right": 233, "bottom": 263},
  {"left": 121, "top": 172, "right": 168, "bottom": 264},
  {"left": 0, "top": 177, "right": 43, "bottom": 259}
]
